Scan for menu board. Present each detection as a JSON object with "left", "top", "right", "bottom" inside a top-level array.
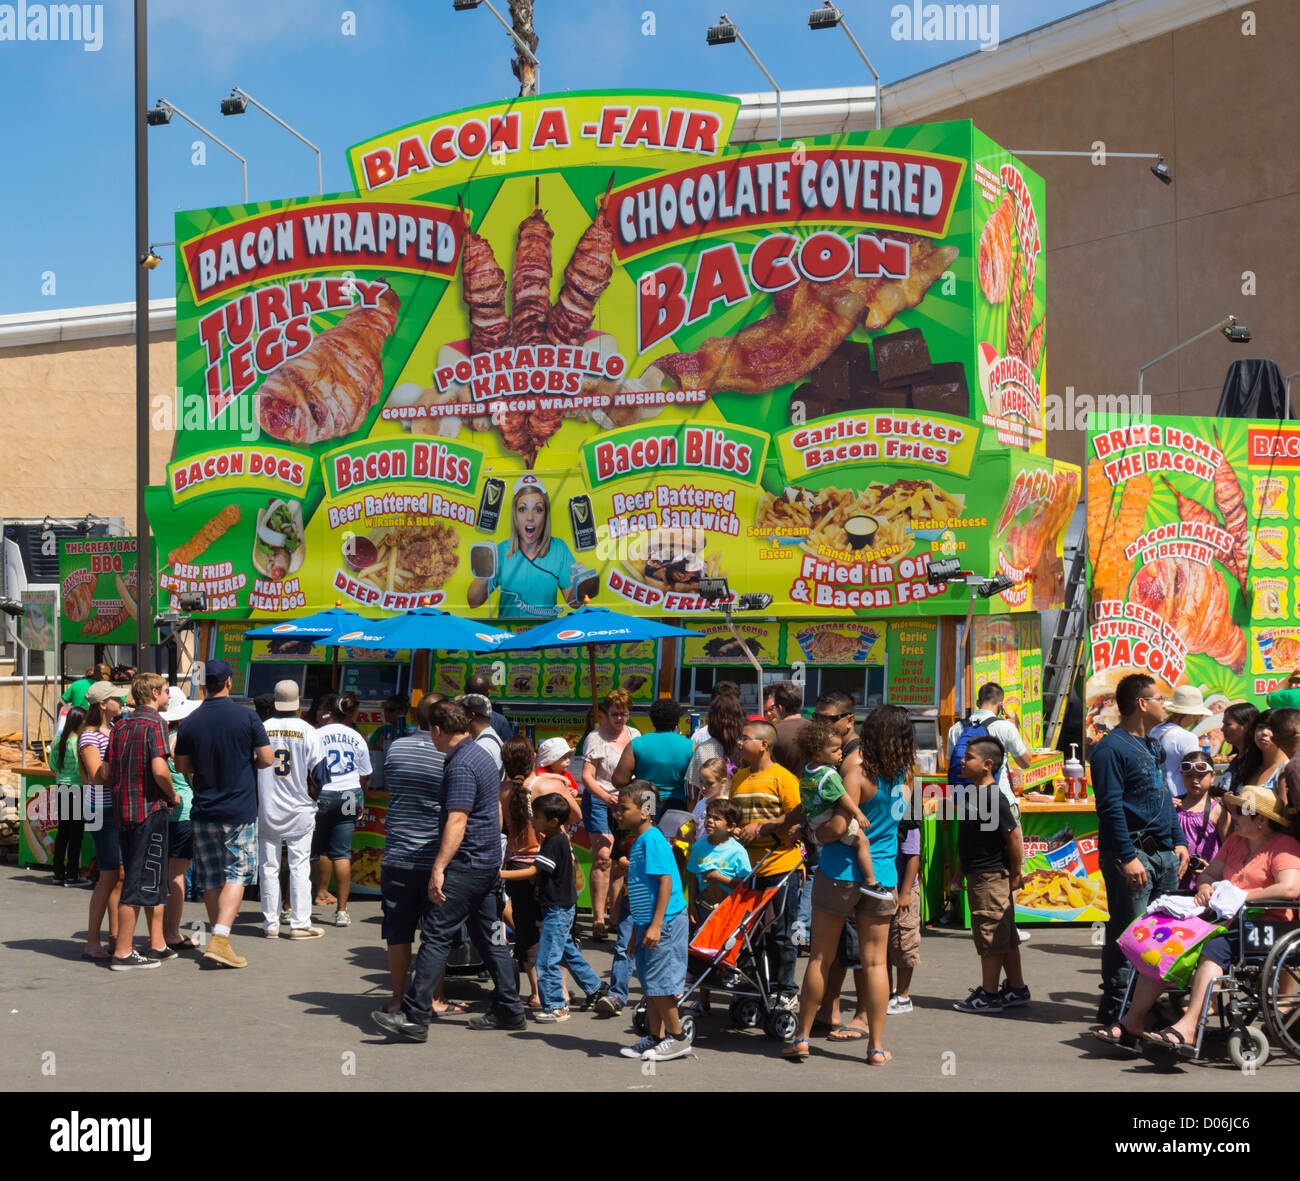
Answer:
[
  {"left": 971, "top": 613, "right": 1043, "bottom": 748},
  {"left": 148, "top": 94, "right": 1076, "bottom": 624},
  {"left": 1085, "top": 417, "right": 1297, "bottom": 751},
  {"left": 885, "top": 619, "right": 940, "bottom": 706},
  {"left": 59, "top": 538, "right": 137, "bottom": 645},
  {"left": 681, "top": 621, "right": 780, "bottom": 667}
]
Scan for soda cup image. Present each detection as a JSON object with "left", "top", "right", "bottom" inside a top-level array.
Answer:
[
  {"left": 1258, "top": 632, "right": 1276, "bottom": 671},
  {"left": 1045, "top": 840, "right": 1086, "bottom": 878},
  {"left": 852, "top": 628, "right": 879, "bottom": 662}
]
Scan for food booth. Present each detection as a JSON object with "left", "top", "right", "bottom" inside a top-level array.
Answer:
[{"left": 140, "top": 92, "right": 1079, "bottom": 907}]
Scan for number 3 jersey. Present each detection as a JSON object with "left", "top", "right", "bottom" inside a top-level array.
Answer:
[
  {"left": 316, "top": 723, "right": 374, "bottom": 794},
  {"left": 260, "top": 715, "right": 330, "bottom": 837}
]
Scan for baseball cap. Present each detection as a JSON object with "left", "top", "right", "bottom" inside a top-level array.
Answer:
[
  {"left": 459, "top": 693, "right": 492, "bottom": 719},
  {"left": 536, "top": 737, "right": 574, "bottom": 767},
  {"left": 205, "top": 660, "right": 234, "bottom": 687},
  {"left": 86, "top": 681, "right": 128, "bottom": 705},
  {"left": 274, "top": 680, "right": 301, "bottom": 712}
]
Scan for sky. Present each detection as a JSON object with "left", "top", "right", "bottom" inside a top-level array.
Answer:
[{"left": 0, "top": 0, "right": 1101, "bottom": 316}]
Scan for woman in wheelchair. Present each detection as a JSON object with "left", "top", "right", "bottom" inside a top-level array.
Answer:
[{"left": 1104, "top": 785, "right": 1300, "bottom": 1051}]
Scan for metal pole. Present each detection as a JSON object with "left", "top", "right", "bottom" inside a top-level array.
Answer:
[
  {"left": 835, "top": 15, "right": 882, "bottom": 129},
  {"left": 232, "top": 88, "right": 323, "bottom": 195},
  {"left": 135, "top": 0, "right": 153, "bottom": 673},
  {"left": 1137, "top": 317, "right": 1233, "bottom": 402},
  {"left": 1010, "top": 150, "right": 1163, "bottom": 159},
  {"left": 160, "top": 99, "right": 248, "bottom": 202},
  {"left": 727, "top": 17, "right": 782, "bottom": 141}
]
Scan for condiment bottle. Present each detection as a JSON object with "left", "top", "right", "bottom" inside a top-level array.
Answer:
[{"left": 1064, "top": 744, "right": 1085, "bottom": 801}]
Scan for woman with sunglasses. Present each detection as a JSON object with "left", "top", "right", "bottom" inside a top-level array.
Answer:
[{"left": 1175, "top": 756, "right": 1229, "bottom": 889}]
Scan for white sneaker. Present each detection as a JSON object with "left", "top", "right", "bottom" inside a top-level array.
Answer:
[
  {"left": 264, "top": 926, "right": 280, "bottom": 938},
  {"left": 619, "top": 1035, "right": 657, "bottom": 1059},
  {"left": 335, "top": 909, "right": 351, "bottom": 927},
  {"left": 279, "top": 906, "right": 291, "bottom": 925},
  {"left": 287, "top": 926, "right": 325, "bottom": 939},
  {"left": 887, "top": 994, "right": 913, "bottom": 1014},
  {"left": 645, "top": 1031, "right": 694, "bottom": 1061},
  {"left": 1017, "top": 928, "right": 1031, "bottom": 943}
]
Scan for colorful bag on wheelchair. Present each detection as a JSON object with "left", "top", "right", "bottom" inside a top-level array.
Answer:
[{"left": 1118, "top": 912, "right": 1227, "bottom": 989}]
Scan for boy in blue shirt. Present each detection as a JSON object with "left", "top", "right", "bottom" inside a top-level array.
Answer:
[
  {"left": 615, "top": 780, "right": 692, "bottom": 1062},
  {"left": 687, "top": 798, "right": 751, "bottom": 925}
]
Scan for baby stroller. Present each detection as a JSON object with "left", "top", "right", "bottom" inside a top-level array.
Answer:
[{"left": 632, "top": 860, "right": 802, "bottom": 1044}]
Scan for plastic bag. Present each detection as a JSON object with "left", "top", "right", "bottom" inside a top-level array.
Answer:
[{"left": 1118, "top": 910, "right": 1226, "bottom": 988}]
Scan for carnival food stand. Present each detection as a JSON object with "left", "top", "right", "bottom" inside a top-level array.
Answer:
[{"left": 142, "top": 91, "right": 1078, "bottom": 901}]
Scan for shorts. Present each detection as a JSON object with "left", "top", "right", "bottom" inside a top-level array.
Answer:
[
  {"left": 634, "top": 909, "right": 689, "bottom": 997},
  {"left": 581, "top": 791, "right": 612, "bottom": 836},
  {"left": 888, "top": 891, "right": 921, "bottom": 969},
  {"left": 968, "top": 870, "right": 1014, "bottom": 957},
  {"left": 810, "top": 806, "right": 859, "bottom": 846},
  {"left": 811, "top": 870, "right": 897, "bottom": 918},
  {"left": 87, "top": 803, "right": 121, "bottom": 873},
  {"left": 1199, "top": 926, "right": 1247, "bottom": 971},
  {"left": 119, "top": 811, "right": 171, "bottom": 908},
  {"left": 312, "top": 788, "right": 365, "bottom": 861},
  {"left": 191, "top": 820, "right": 259, "bottom": 892},
  {"left": 168, "top": 819, "right": 193, "bottom": 860},
  {"left": 504, "top": 867, "right": 541, "bottom": 963},
  {"left": 380, "top": 863, "right": 431, "bottom": 945}
]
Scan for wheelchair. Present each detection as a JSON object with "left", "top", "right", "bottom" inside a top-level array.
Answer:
[{"left": 1118, "top": 897, "right": 1300, "bottom": 1067}]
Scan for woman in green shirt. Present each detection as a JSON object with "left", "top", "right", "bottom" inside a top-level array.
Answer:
[
  {"left": 47, "top": 708, "right": 86, "bottom": 885},
  {"left": 161, "top": 695, "right": 200, "bottom": 951}
]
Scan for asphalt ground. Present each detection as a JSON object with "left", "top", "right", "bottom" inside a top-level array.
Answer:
[{"left": 2, "top": 863, "right": 1295, "bottom": 1093}]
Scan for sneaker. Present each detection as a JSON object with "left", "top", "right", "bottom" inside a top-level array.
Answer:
[
  {"left": 146, "top": 945, "right": 179, "bottom": 961},
  {"left": 467, "top": 1008, "right": 527, "bottom": 1031},
  {"left": 535, "top": 1007, "right": 571, "bottom": 1023},
  {"left": 593, "top": 993, "right": 624, "bottom": 1018},
  {"left": 619, "top": 1034, "right": 658, "bottom": 1059},
  {"left": 887, "top": 994, "right": 913, "bottom": 1015},
  {"left": 645, "top": 1031, "right": 694, "bottom": 1061},
  {"left": 279, "top": 906, "right": 291, "bottom": 925},
  {"left": 578, "top": 983, "right": 609, "bottom": 1012},
  {"left": 264, "top": 926, "right": 280, "bottom": 938},
  {"left": 287, "top": 926, "right": 325, "bottom": 939},
  {"left": 859, "top": 880, "right": 894, "bottom": 902},
  {"left": 999, "top": 983, "right": 1031, "bottom": 1008},
  {"left": 1017, "top": 928, "right": 1031, "bottom": 943},
  {"left": 335, "top": 909, "right": 351, "bottom": 927},
  {"left": 370, "top": 1009, "right": 428, "bottom": 1043},
  {"left": 953, "top": 986, "right": 1003, "bottom": 1014},
  {"left": 202, "top": 934, "right": 248, "bottom": 969},
  {"left": 110, "top": 950, "right": 160, "bottom": 971}
]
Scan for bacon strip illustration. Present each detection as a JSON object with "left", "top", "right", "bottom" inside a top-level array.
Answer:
[
  {"left": 1131, "top": 556, "right": 1246, "bottom": 672},
  {"left": 656, "top": 235, "right": 956, "bottom": 396},
  {"left": 1088, "top": 459, "right": 1149, "bottom": 605},
  {"left": 548, "top": 177, "right": 614, "bottom": 348},
  {"left": 256, "top": 285, "right": 400, "bottom": 445},
  {"left": 461, "top": 208, "right": 509, "bottom": 356},
  {"left": 1212, "top": 426, "right": 1250, "bottom": 590},
  {"left": 978, "top": 192, "right": 1016, "bottom": 304},
  {"left": 510, "top": 186, "right": 553, "bottom": 345}
]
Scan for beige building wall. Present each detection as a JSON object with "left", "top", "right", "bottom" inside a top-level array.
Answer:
[{"left": 923, "top": 0, "right": 1299, "bottom": 466}]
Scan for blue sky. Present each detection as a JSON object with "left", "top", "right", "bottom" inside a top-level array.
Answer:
[{"left": 0, "top": 0, "right": 1098, "bottom": 315}]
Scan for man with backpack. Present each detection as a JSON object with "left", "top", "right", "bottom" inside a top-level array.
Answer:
[{"left": 946, "top": 682, "right": 1034, "bottom": 804}]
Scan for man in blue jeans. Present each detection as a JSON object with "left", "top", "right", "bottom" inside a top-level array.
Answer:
[
  {"left": 1090, "top": 673, "right": 1189, "bottom": 1036},
  {"left": 372, "top": 700, "right": 525, "bottom": 1042}
]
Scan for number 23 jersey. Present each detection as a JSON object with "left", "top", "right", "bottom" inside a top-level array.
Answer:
[
  {"left": 316, "top": 723, "right": 373, "bottom": 793},
  {"left": 261, "top": 716, "right": 330, "bottom": 835}
]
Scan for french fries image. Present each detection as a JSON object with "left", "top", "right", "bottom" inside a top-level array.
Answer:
[{"left": 1015, "top": 870, "right": 1101, "bottom": 909}]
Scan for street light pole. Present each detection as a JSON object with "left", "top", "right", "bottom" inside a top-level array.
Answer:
[
  {"left": 723, "top": 15, "right": 782, "bottom": 141},
  {"left": 227, "top": 87, "right": 323, "bottom": 195},
  {"left": 134, "top": 0, "right": 152, "bottom": 673},
  {"left": 808, "top": 4, "right": 881, "bottom": 129},
  {"left": 1137, "top": 316, "right": 1247, "bottom": 402},
  {"left": 156, "top": 99, "right": 249, "bottom": 202}
]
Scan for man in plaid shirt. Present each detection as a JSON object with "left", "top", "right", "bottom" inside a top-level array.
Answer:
[{"left": 95, "top": 673, "right": 179, "bottom": 970}]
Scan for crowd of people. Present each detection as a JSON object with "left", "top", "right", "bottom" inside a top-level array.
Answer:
[{"left": 43, "top": 660, "right": 1300, "bottom": 1065}]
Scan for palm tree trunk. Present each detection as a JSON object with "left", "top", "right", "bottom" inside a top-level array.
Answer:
[{"left": 509, "top": 0, "right": 540, "bottom": 96}]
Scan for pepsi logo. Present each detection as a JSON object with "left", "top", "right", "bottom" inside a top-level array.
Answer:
[
  {"left": 272, "top": 624, "right": 297, "bottom": 633},
  {"left": 556, "top": 629, "right": 581, "bottom": 640},
  {"left": 337, "top": 631, "right": 364, "bottom": 641}
]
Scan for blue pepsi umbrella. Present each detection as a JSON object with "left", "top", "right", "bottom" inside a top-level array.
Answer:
[
  {"left": 243, "top": 608, "right": 381, "bottom": 642},
  {"left": 340, "top": 607, "right": 511, "bottom": 653},
  {"left": 494, "top": 607, "right": 705, "bottom": 709}
]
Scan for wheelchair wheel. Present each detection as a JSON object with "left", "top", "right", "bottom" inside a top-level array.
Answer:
[
  {"left": 1227, "top": 1026, "right": 1269, "bottom": 1069},
  {"left": 632, "top": 1000, "right": 649, "bottom": 1035},
  {"left": 1260, "top": 927, "right": 1300, "bottom": 1058},
  {"left": 764, "top": 1008, "right": 798, "bottom": 1042},
  {"left": 729, "top": 998, "right": 762, "bottom": 1028}
]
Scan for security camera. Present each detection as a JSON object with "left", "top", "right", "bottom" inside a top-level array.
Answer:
[
  {"left": 1150, "top": 157, "right": 1173, "bottom": 185},
  {"left": 1223, "top": 322, "right": 1252, "bottom": 343}
]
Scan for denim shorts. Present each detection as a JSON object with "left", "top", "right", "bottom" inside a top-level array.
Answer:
[
  {"left": 634, "top": 909, "right": 689, "bottom": 997},
  {"left": 581, "top": 791, "right": 612, "bottom": 836},
  {"left": 168, "top": 819, "right": 193, "bottom": 860},
  {"left": 192, "top": 820, "right": 258, "bottom": 891},
  {"left": 380, "top": 863, "right": 430, "bottom": 945},
  {"left": 312, "top": 788, "right": 365, "bottom": 860},
  {"left": 87, "top": 804, "right": 121, "bottom": 873}
]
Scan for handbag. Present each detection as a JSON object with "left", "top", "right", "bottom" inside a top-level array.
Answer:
[{"left": 1118, "top": 909, "right": 1226, "bottom": 989}]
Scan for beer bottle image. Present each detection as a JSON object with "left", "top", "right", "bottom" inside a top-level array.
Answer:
[
  {"left": 568, "top": 494, "right": 598, "bottom": 551},
  {"left": 477, "top": 478, "right": 505, "bottom": 533}
]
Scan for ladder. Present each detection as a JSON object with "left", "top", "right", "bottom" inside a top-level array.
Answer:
[{"left": 1042, "top": 543, "right": 1088, "bottom": 750}]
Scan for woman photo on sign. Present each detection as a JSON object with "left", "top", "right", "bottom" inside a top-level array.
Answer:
[{"left": 467, "top": 475, "right": 593, "bottom": 619}]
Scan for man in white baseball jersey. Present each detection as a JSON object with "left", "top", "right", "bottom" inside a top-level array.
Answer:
[{"left": 260, "top": 680, "right": 331, "bottom": 939}]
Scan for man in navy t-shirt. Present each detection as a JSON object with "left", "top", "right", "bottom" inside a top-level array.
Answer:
[
  {"left": 371, "top": 699, "right": 524, "bottom": 1041},
  {"left": 174, "top": 661, "right": 272, "bottom": 969}
]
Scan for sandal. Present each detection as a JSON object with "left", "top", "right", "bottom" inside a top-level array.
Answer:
[
  {"left": 81, "top": 947, "right": 111, "bottom": 961},
  {"left": 432, "top": 1000, "right": 470, "bottom": 1015},
  {"left": 590, "top": 922, "right": 609, "bottom": 942},
  {"left": 1092, "top": 1023, "right": 1139, "bottom": 1050},
  {"left": 1143, "top": 1026, "right": 1191, "bottom": 1051},
  {"left": 782, "top": 1037, "right": 811, "bottom": 1059},
  {"left": 167, "top": 937, "right": 199, "bottom": 951},
  {"left": 827, "top": 1025, "right": 867, "bottom": 1041},
  {"left": 866, "top": 1048, "right": 892, "bottom": 1065}
]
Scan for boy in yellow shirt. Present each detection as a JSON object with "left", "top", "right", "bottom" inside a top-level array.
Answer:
[{"left": 730, "top": 719, "right": 803, "bottom": 1003}]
